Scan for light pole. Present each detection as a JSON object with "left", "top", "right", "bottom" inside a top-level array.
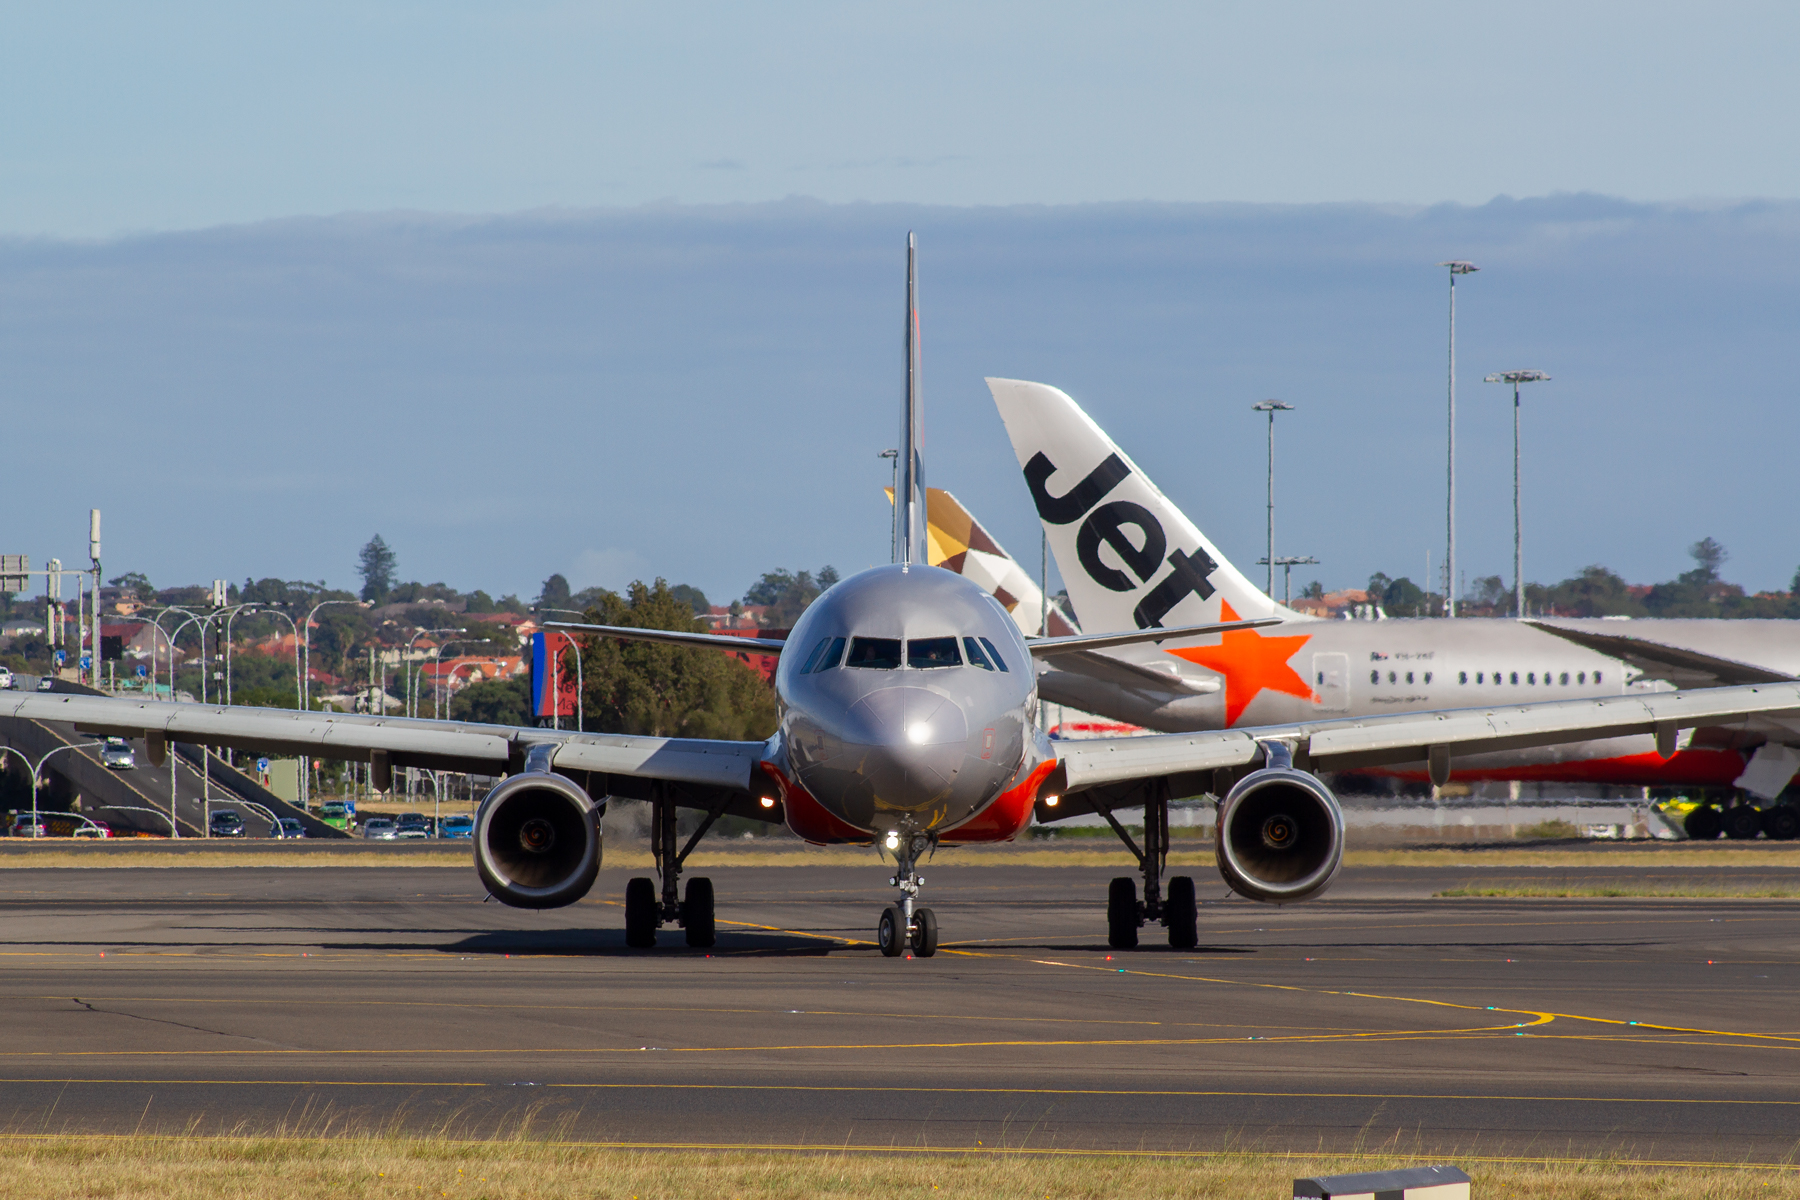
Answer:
[
  {"left": 403, "top": 628, "right": 465, "bottom": 718},
  {"left": 1439, "top": 261, "right": 1478, "bottom": 617},
  {"left": 0, "top": 742, "right": 102, "bottom": 838},
  {"left": 1484, "top": 370, "right": 1551, "bottom": 618},
  {"left": 880, "top": 449, "right": 899, "bottom": 563},
  {"left": 300, "top": 598, "right": 368, "bottom": 810},
  {"left": 1257, "top": 555, "right": 1320, "bottom": 605},
  {"left": 1250, "top": 400, "right": 1294, "bottom": 598},
  {"left": 537, "top": 610, "right": 588, "bottom": 732},
  {"left": 438, "top": 659, "right": 510, "bottom": 720}
]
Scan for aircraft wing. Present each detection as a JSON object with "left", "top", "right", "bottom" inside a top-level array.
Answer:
[
  {"left": 0, "top": 691, "right": 775, "bottom": 815},
  {"left": 1523, "top": 620, "right": 1795, "bottom": 688},
  {"left": 543, "top": 621, "right": 786, "bottom": 653},
  {"left": 1043, "top": 681, "right": 1800, "bottom": 803}
]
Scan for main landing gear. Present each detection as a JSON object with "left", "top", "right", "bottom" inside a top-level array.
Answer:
[
  {"left": 876, "top": 830, "right": 938, "bottom": 958},
  {"left": 1094, "top": 779, "right": 1198, "bottom": 950},
  {"left": 624, "top": 783, "right": 731, "bottom": 949}
]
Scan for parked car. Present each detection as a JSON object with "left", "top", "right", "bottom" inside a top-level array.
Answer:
[
  {"left": 101, "top": 737, "right": 136, "bottom": 770},
  {"left": 319, "top": 802, "right": 350, "bottom": 831},
  {"left": 9, "top": 814, "right": 47, "bottom": 838},
  {"left": 362, "top": 818, "right": 398, "bottom": 841},
  {"left": 208, "top": 809, "right": 246, "bottom": 838},
  {"left": 438, "top": 814, "right": 474, "bottom": 840},
  {"left": 273, "top": 818, "right": 306, "bottom": 839},
  {"left": 394, "top": 812, "right": 431, "bottom": 840},
  {"left": 0, "top": 667, "right": 13, "bottom": 689},
  {"left": 72, "top": 820, "right": 112, "bottom": 839}
]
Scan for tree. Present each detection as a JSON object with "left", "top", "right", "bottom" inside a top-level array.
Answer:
[
  {"left": 357, "top": 535, "right": 397, "bottom": 603},
  {"left": 536, "top": 574, "right": 571, "bottom": 611},
  {"left": 1792, "top": 565, "right": 1800, "bottom": 596},
  {"left": 451, "top": 677, "right": 532, "bottom": 726},
  {"left": 108, "top": 572, "right": 155, "bottom": 602},
  {"left": 744, "top": 565, "right": 838, "bottom": 627},
  {"left": 1688, "top": 537, "right": 1727, "bottom": 583},
  {"left": 669, "top": 584, "right": 710, "bottom": 615},
  {"left": 1381, "top": 576, "right": 1426, "bottom": 615},
  {"left": 579, "top": 578, "right": 776, "bottom": 740},
  {"left": 1471, "top": 575, "right": 1509, "bottom": 610},
  {"left": 1301, "top": 580, "right": 1324, "bottom": 600}
]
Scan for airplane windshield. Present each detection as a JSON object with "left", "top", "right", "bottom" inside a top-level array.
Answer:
[
  {"left": 907, "top": 637, "right": 961, "bottom": 669},
  {"left": 808, "top": 636, "right": 846, "bottom": 673},
  {"left": 845, "top": 638, "right": 903, "bottom": 669},
  {"left": 963, "top": 637, "right": 993, "bottom": 671},
  {"left": 978, "top": 636, "right": 1010, "bottom": 672}
]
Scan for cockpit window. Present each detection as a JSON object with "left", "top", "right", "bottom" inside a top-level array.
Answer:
[
  {"left": 907, "top": 637, "right": 961, "bottom": 669},
  {"left": 963, "top": 637, "right": 994, "bottom": 671},
  {"left": 845, "top": 637, "right": 903, "bottom": 670},
  {"left": 978, "top": 636, "right": 1010, "bottom": 673},
  {"left": 801, "top": 636, "right": 845, "bottom": 674}
]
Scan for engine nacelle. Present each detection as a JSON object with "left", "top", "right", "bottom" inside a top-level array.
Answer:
[
  {"left": 1215, "top": 763, "right": 1344, "bottom": 904},
  {"left": 474, "top": 771, "right": 602, "bottom": 909}
]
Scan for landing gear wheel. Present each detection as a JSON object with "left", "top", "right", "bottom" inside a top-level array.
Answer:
[
  {"left": 910, "top": 907, "right": 938, "bottom": 957},
  {"left": 877, "top": 905, "right": 906, "bottom": 957},
  {"left": 1762, "top": 806, "right": 1800, "bottom": 841},
  {"left": 624, "top": 877, "right": 658, "bottom": 948},
  {"left": 682, "top": 877, "right": 716, "bottom": 947},
  {"left": 1107, "top": 877, "right": 1139, "bottom": 950},
  {"left": 1683, "top": 806, "right": 1722, "bottom": 840},
  {"left": 1165, "top": 876, "right": 1198, "bottom": 950},
  {"left": 1723, "top": 804, "right": 1763, "bottom": 840}
]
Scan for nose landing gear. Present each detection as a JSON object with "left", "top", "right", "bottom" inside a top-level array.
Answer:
[{"left": 876, "top": 830, "right": 938, "bottom": 957}]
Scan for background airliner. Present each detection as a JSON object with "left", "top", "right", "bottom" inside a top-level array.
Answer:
[
  {"left": 966, "top": 379, "right": 1800, "bottom": 841},
  {"left": 7, "top": 247, "right": 1799, "bottom": 954}
]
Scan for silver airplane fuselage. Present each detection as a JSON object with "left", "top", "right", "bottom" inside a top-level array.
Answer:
[{"left": 772, "top": 564, "right": 1048, "bottom": 843}]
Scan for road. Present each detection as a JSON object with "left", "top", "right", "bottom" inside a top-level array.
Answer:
[{"left": 2, "top": 858, "right": 1798, "bottom": 1164}]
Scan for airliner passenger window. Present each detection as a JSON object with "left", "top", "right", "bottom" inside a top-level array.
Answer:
[
  {"left": 845, "top": 638, "right": 903, "bottom": 670},
  {"left": 808, "top": 637, "right": 846, "bottom": 673},
  {"left": 1527, "top": 672, "right": 1536, "bottom": 685},
  {"left": 1578, "top": 671, "right": 1586, "bottom": 684},
  {"left": 1424, "top": 671, "right": 1432, "bottom": 684},
  {"left": 1370, "top": 670, "right": 1380, "bottom": 685},
  {"left": 1560, "top": 672, "right": 1569, "bottom": 685},
  {"left": 1406, "top": 671, "right": 1414, "bottom": 685},
  {"left": 1476, "top": 672, "right": 1484, "bottom": 684},
  {"left": 1595, "top": 671, "right": 1603, "bottom": 684},
  {"left": 1510, "top": 672, "right": 1518, "bottom": 684},
  {"left": 963, "top": 637, "right": 994, "bottom": 671},
  {"left": 978, "top": 637, "right": 1010, "bottom": 672},
  {"left": 908, "top": 637, "right": 961, "bottom": 669},
  {"left": 1459, "top": 671, "right": 1468, "bottom": 684},
  {"left": 1388, "top": 671, "right": 1396, "bottom": 684}
]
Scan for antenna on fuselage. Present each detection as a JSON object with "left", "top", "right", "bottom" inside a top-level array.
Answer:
[{"left": 895, "top": 232, "right": 925, "bottom": 568}]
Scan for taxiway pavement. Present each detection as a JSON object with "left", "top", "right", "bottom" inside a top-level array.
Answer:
[{"left": 3, "top": 857, "right": 1798, "bottom": 1163}]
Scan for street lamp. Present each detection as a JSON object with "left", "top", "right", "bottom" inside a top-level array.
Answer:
[
  {"left": 879, "top": 449, "right": 900, "bottom": 563},
  {"left": 0, "top": 741, "right": 102, "bottom": 838},
  {"left": 1257, "top": 555, "right": 1320, "bottom": 606},
  {"left": 403, "top": 628, "right": 465, "bottom": 719},
  {"left": 1250, "top": 400, "right": 1295, "bottom": 598},
  {"left": 1484, "top": 369, "right": 1551, "bottom": 618},
  {"left": 299, "top": 597, "right": 369, "bottom": 809},
  {"left": 1439, "top": 261, "right": 1478, "bottom": 617}
]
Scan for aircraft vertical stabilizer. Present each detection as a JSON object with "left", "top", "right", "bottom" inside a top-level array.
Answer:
[
  {"left": 987, "top": 378, "right": 1307, "bottom": 634},
  {"left": 886, "top": 485, "right": 1080, "bottom": 637}
]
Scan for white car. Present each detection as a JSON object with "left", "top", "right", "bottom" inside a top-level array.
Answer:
[
  {"left": 0, "top": 668, "right": 13, "bottom": 690},
  {"left": 101, "top": 738, "right": 136, "bottom": 770}
]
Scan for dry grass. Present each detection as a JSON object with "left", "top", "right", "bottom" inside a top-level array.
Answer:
[
  {"left": 1438, "top": 883, "right": 1800, "bottom": 898},
  {"left": 0, "top": 1132, "right": 1795, "bottom": 1200},
  {"left": 1347, "top": 847, "right": 1800, "bottom": 868}
]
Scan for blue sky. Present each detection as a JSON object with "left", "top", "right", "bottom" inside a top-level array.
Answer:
[{"left": 2, "top": 6, "right": 1797, "bottom": 604}]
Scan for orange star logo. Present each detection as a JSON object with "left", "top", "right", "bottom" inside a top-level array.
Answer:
[{"left": 1165, "top": 600, "right": 1314, "bottom": 725}]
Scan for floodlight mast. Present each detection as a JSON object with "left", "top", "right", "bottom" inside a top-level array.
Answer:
[
  {"left": 1484, "top": 370, "right": 1551, "bottom": 618},
  {"left": 1438, "top": 263, "right": 1477, "bottom": 616},
  {"left": 1250, "top": 400, "right": 1295, "bottom": 597}
]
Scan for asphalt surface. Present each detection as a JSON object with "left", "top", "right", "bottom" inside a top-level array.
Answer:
[{"left": 3, "top": 856, "right": 1799, "bottom": 1163}]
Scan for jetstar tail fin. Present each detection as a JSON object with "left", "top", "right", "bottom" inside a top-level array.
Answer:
[
  {"left": 886, "top": 485, "right": 1080, "bottom": 637},
  {"left": 987, "top": 378, "right": 1308, "bottom": 635}
]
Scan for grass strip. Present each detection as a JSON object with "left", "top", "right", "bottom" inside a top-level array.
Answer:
[
  {"left": 0, "top": 1133, "right": 1795, "bottom": 1199},
  {"left": 1438, "top": 884, "right": 1800, "bottom": 898}
]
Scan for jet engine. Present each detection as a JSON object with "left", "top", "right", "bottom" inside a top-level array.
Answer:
[
  {"left": 1214, "top": 751, "right": 1344, "bottom": 904},
  {"left": 474, "top": 770, "right": 602, "bottom": 909}
]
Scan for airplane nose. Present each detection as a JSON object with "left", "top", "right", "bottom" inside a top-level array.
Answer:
[{"left": 846, "top": 687, "right": 968, "bottom": 811}]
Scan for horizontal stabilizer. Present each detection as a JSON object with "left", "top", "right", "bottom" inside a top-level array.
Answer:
[
  {"left": 543, "top": 621, "right": 787, "bottom": 654},
  {"left": 1525, "top": 621, "right": 1794, "bottom": 688}
]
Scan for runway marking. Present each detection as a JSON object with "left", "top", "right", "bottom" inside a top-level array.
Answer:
[
  {"left": 4, "top": 1078, "right": 1800, "bottom": 1108},
  {"left": 0, "top": 1129, "right": 1789, "bottom": 1171}
]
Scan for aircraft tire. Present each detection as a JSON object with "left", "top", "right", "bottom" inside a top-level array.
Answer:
[
  {"left": 1723, "top": 804, "right": 1764, "bottom": 840},
  {"left": 1166, "top": 876, "right": 1199, "bottom": 950},
  {"left": 624, "top": 877, "right": 658, "bottom": 948},
  {"left": 910, "top": 907, "right": 939, "bottom": 957},
  {"left": 1763, "top": 805, "right": 1800, "bottom": 842},
  {"left": 1683, "top": 806, "right": 1723, "bottom": 840},
  {"left": 878, "top": 905, "right": 906, "bottom": 957},
  {"left": 1107, "top": 877, "right": 1139, "bottom": 950},
  {"left": 682, "top": 877, "right": 716, "bottom": 947}
]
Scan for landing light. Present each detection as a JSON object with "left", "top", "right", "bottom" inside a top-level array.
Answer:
[
  {"left": 906, "top": 723, "right": 930, "bottom": 744},
  {"left": 885, "top": 831, "right": 901, "bottom": 850},
  {"left": 758, "top": 796, "right": 776, "bottom": 810},
  {"left": 1044, "top": 795, "right": 1059, "bottom": 808}
]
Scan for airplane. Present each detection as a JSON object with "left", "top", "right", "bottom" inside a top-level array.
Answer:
[
  {"left": 7, "top": 240, "right": 1800, "bottom": 954},
  {"left": 968, "top": 378, "right": 1800, "bottom": 842}
]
